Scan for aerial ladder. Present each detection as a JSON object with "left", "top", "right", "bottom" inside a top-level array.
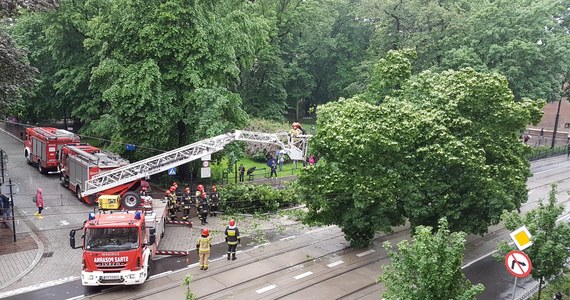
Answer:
[{"left": 80, "top": 130, "right": 310, "bottom": 204}]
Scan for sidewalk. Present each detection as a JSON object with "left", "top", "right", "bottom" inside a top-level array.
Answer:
[{"left": 0, "top": 209, "right": 44, "bottom": 291}]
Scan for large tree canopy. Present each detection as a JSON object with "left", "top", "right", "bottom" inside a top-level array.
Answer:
[
  {"left": 297, "top": 49, "right": 544, "bottom": 247},
  {"left": 360, "top": 0, "right": 570, "bottom": 102}
]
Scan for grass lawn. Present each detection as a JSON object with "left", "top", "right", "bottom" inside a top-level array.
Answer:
[{"left": 213, "top": 156, "right": 304, "bottom": 182}]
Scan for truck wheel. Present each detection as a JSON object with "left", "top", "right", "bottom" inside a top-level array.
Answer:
[
  {"left": 84, "top": 195, "right": 97, "bottom": 206},
  {"left": 146, "top": 260, "right": 152, "bottom": 280},
  {"left": 121, "top": 191, "right": 141, "bottom": 209},
  {"left": 24, "top": 149, "right": 32, "bottom": 165},
  {"left": 76, "top": 186, "right": 82, "bottom": 202},
  {"left": 38, "top": 160, "right": 45, "bottom": 174}
]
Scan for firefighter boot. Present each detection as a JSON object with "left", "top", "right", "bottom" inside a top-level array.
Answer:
[
  {"left": 227, "top": 253, "right": 230, "bottom": 260},
  {"left": 232, "top": 253, "right": 236, "bottom": 261}
]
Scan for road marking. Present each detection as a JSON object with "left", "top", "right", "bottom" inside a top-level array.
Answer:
[
  {"left": 256, "top": 284, "right": 277, "bottom": 294},
  {"left": 65, "top": 295, "right": 85, "bottom": 300},
  {"left": 60, "top": 220, "right": 70, "bottom": 226},
  {"left": 188, "top": 263, "right": 199, "bottom": 268},
  {"left": 280, "top": 235, "right": 296, "bottom": 241},
  {"left": 253, "top": 242, "right": 270, "bottom": 249},
  {"left": 148, "top": 270, "right": 172, "bottom": 280},
  {"left": 327, "top": 260, "right": 344, "bottom": 268},
  {"left": 534, "top": 165, "right": 567, "bottom": 175},
  {"left": 356, "top": 249, "right": 375, "bottom": 257},
  {"left": 294, "top": 271, "right": 313, "bottom": 280}
]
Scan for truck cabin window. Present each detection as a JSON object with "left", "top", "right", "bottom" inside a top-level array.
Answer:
[{"left": 85, "top": 227, "right": 139, "bottom": 251}]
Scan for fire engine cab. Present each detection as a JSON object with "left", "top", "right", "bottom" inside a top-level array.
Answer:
[
  {"left": 24, "top": 127, "right": 80, "bottom": 174},
  {"left": 69, "top": 196, "right": 167, "bottom": 286}
]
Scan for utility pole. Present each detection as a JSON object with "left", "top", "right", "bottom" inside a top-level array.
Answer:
[
  {"left": 8, "top": 178, "right": 15, "bottom": 242},
  {"left": 0, "top": 149, "right": 5, "bottom": 185},
  {"left": 551, "top": 95, "right": 563, "bottom": 148}
]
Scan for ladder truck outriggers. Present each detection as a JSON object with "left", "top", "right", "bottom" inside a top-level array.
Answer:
[
  {"left": 77, "top": 130, "right": 310, "bottom": 209},
  {"left": 24, "top": 127, "right": 80, "bottom": 174}
]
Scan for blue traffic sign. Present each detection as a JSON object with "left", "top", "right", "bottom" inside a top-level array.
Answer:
[{"left": 168, "top": 168, "right": 176, "bottom": 176}]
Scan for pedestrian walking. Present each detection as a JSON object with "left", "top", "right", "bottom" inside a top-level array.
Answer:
[
  {"left": 209, "top": 185, "right": 219, "bottom": 217},
  {"left": 34, "top": 188, "right": 44, "bottom": 219},
  {"left": 238, "top": 164, "right": 245, "bottom": 182},
  {"left": 225, "top": 219, "right": 240, "bottom": 260},
  {"left": 270, "top": 160, "right": 277, "bottom": 178},
  {"left": 196, "top": 228, "right": 212, "bottom": 270},
  {"left": 278, "top": 154, "right": 285, "bottom": 171}
]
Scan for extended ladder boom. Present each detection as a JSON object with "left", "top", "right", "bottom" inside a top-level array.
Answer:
[{"left": 82, "top": 130, "right": 310, "bottom": 197}]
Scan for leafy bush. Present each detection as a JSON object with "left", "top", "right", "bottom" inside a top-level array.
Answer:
[
  {"left": 530, "top": 272, "right": 570, "bottom": 300},
  {"left": 219, "top": 183, "right": 299, "bottom": 214}
]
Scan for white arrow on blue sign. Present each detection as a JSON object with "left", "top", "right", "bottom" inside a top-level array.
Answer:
[{"left": 168, "top": 168, "right": 176, "bottom": 176}]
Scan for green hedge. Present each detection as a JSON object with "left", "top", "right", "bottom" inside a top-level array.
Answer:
[{"left": 219, "top": 183, "right": 298, "bottom": 214}]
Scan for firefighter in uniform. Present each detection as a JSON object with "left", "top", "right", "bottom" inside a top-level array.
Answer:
[
  {"left": 181, "top": 187, "right": 193, "bottom": 221},
  {"left": 225, "top": 219, "right": 240, "bottom": 260},
  {"left": 196, "top": 228, "right": 212, "bottom": 270},
  {"left": 140, "top": 186, "right": 148, "bottom": 196},
  {"left": 167, "top": 187, "right": 177, "bottom": 220},
  {"left": 209, "top": 185, "right": 220, "bottom": 217},
  {"left": 196, "top": 184, "right": 209, "bottom": 225}
]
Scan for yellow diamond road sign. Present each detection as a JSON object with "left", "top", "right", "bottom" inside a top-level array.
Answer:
[{"left": 509, "top": 226, "right": 533, "bottom": 251}]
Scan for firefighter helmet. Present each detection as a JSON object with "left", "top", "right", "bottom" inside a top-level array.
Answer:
[
  {"left": 197, "top": 184, "right": 204, "bottom": 191},
  {"left": 229, "top": 219, "right": 235, "bottom": 227},
  {"left": 202, "top": 228, "right": 209, "bottom": 236},
  {"left": 170, "top": 186, "right": 176, "bottom": 192},
  {"left": 165, "top": 190, "right": 171, "bottom": 195}
]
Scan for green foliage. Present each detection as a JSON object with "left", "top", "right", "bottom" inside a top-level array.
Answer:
[
  {"left": 364, "top": 48, "right": 416, "bottom": 103},
  {"left": 298, "top": 49, "right": 544, "bottom": 246},
  {"left": 361, "top": 0, "right": 570, "bottom": 102},
  {"left": 497, "top": 184, "right": 570, "bottom": 284},
  {"left": 530, "top": 272, "right": 570, "bottom": 300},
  {"left": 182, "top": 274, "right": 196, "bottom": 300},
  {"left": 380, "top": 218, "right": 484, "bottom": 300},
  {"left": 219, "top": 184, "right": 299, "bottom": 214}
]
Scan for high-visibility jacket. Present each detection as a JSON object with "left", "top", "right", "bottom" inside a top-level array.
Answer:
[
  {"left": 196, "top": 236, "right": 212, "bottom": 253},
  {"left": 225, "top": 225, "right": 240, "bottom": 245}
]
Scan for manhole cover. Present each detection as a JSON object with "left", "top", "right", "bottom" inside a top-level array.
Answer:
[{"left": 42, "top": 251, "right": 54, "bottom": 258}]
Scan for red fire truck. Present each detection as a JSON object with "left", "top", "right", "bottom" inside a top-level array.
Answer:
[
  {"left": 69, "top": 197, "right": 168, "bottom": 286},
  {"left": 24, "top": 127, "right": 80, "bottom": 174},
  {"left": 58, "top": 144, "right": 133, "bottom": 205}
]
